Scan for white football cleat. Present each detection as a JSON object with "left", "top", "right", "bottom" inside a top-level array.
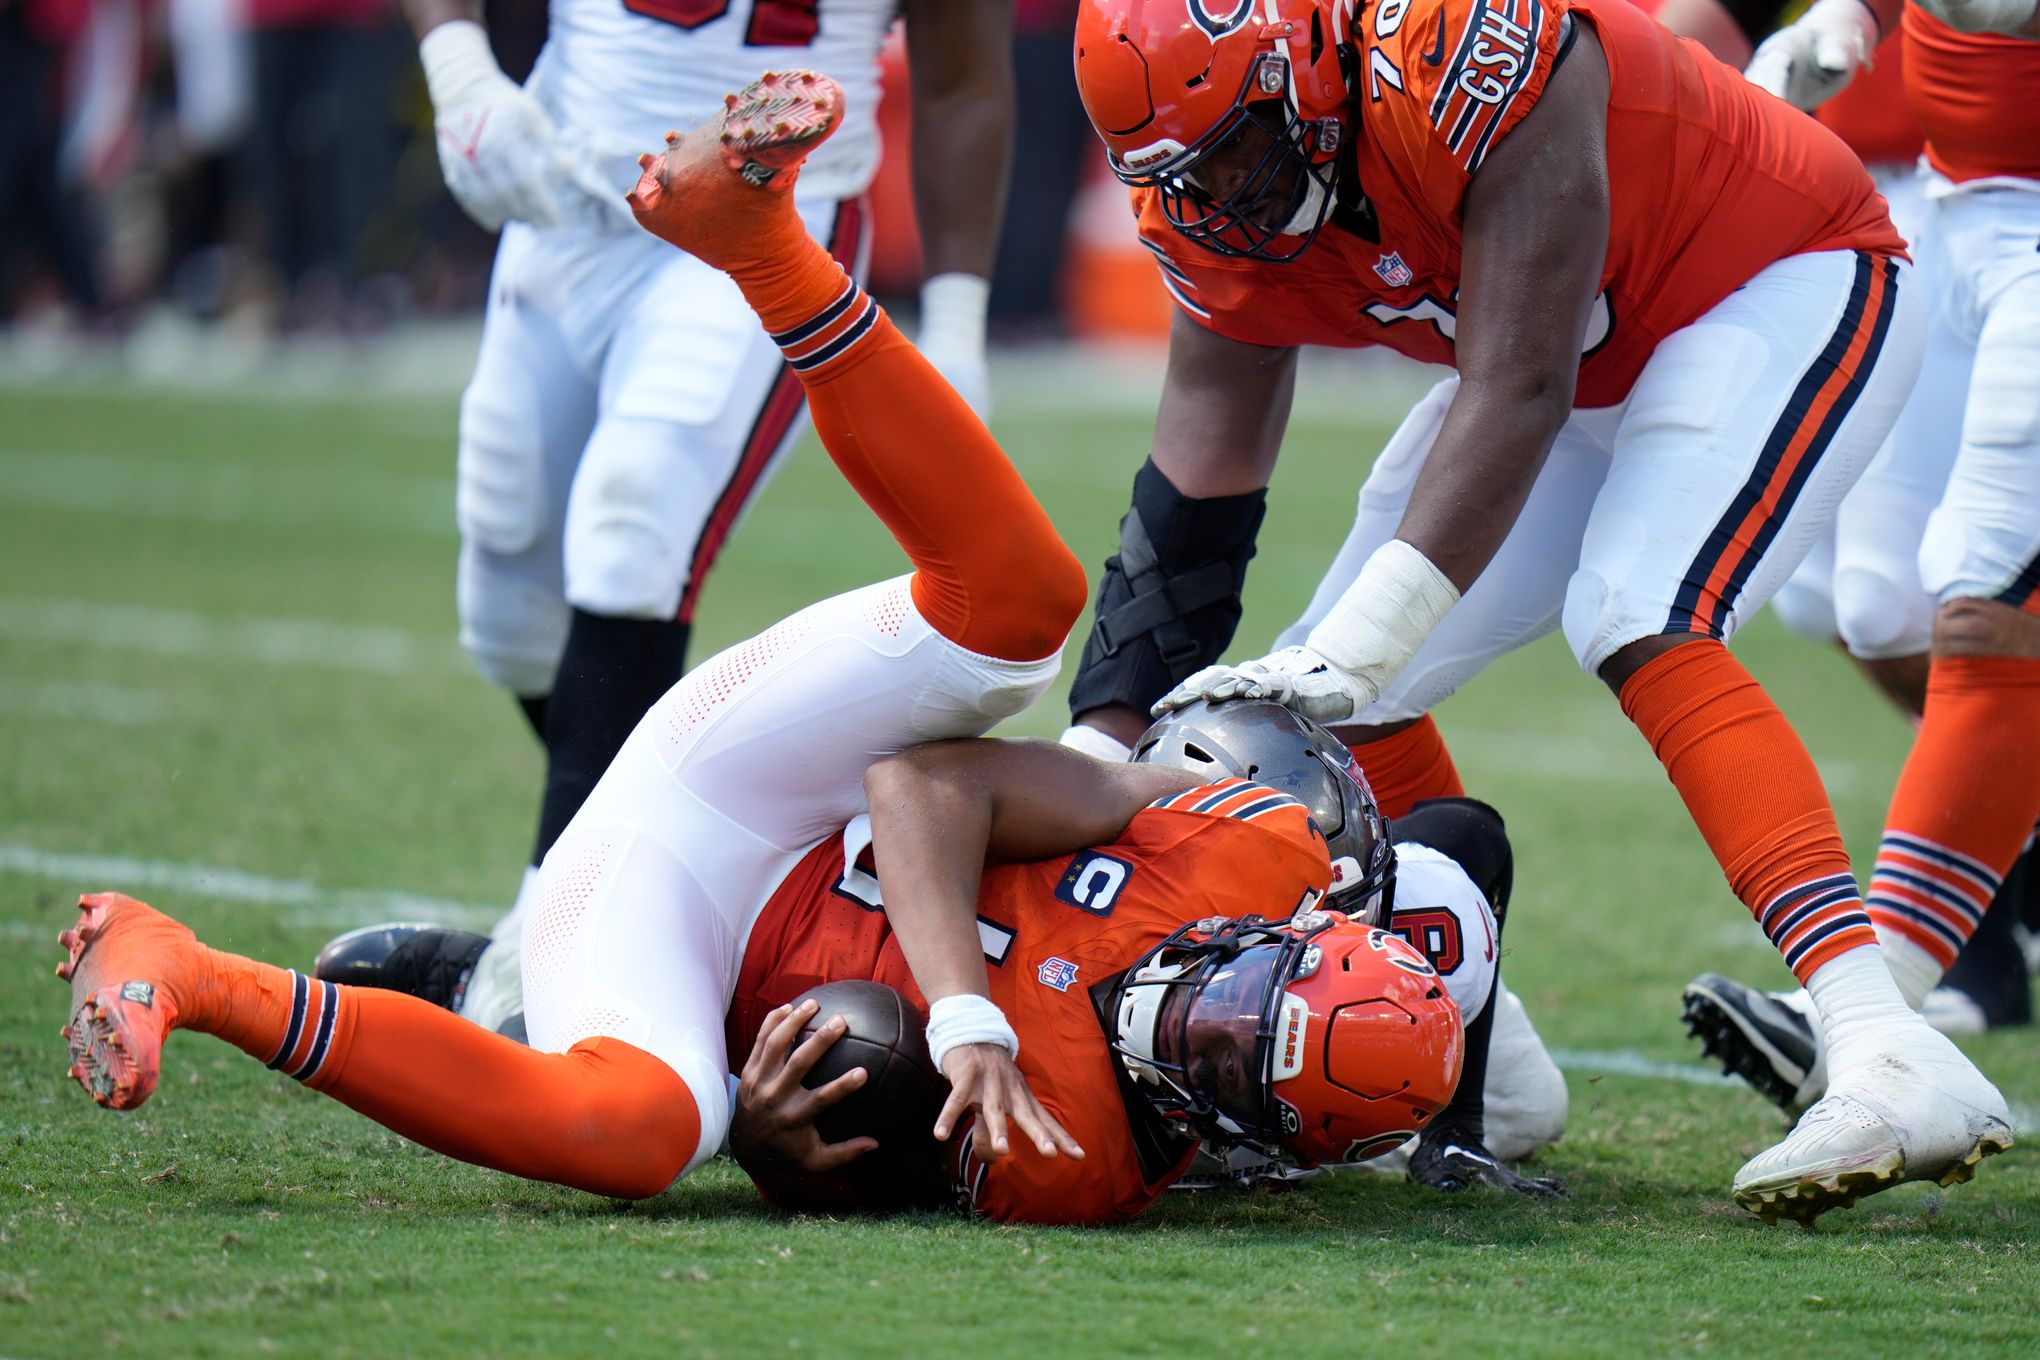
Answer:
[{"left": 1731, "top": 1022, "right": 2013, "bottom": 1225}]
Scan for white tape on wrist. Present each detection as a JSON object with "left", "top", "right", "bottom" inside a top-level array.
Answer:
[
  {"left": 418, "top": 19, "right": 503, "bottom": 110},
  {"left": 917, "top": 272, "right": 990, "bottom": 354},
  {"left": 1304, "top": 539, "right": 1460, "bottom": 701},
  {"left": 1059, "top": 723, "right": 1133, "bottom": 763},
  {"left": 925, "top": 993, "right": 1018, "bottom": 1070}
]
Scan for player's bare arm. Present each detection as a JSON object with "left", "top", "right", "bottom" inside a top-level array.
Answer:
[
  {"left": 1151, "top": 314, "right": 1300, "bottom": 501},
  {"left": 899, "top": 0, "right": 1016, "bottom": 414},
  {"left": 862, "top": 741, "right": 1200, "bottom": 1158},
  {"left": 401, "top": 0, "right": 477, "bottom": 35},
  {"left": 1394, "top": 25, "right": 1609, "bottom": 594},
  {"left": 1073, "top": 317, "right": 1300, "bottom": 751}
]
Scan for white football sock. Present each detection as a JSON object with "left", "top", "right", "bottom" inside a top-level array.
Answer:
[
  {"left": 1805, "top": 943, "right": 1921, "bottom": 1066},
  {"left": 1873, "top": 925, "right": 1945, "bottom": 1012}
]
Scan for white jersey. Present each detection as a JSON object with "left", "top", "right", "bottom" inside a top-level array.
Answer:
[
  {"left": 1385, "top": 843, "right": 1499, "bottom": 1027},
  {"left": 528, "top": 0, "right": 897, "bottom": 206}
]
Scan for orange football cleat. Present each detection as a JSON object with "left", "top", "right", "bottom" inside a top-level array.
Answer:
[
  {"left": 627, "top": 70, "right": 844, "bottom": 270},
  {"left": 57, "top": 892, "right": 205, "bottom": 1110}
]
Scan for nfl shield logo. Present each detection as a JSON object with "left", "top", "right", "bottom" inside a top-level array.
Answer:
[
  {"left": 1372, "top": 251, "right": 1414, "bottom": 288},
  {"left": 1037, "top": 957, "right": 1079, "bottom": 992}
]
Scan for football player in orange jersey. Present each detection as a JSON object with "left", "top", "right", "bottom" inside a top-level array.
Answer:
[
  {"left": 1061, "top": 0, "right": 2011, "bottom": 1222},
  {"left": 52, "top": 73, "right": 1471, "bottom": 1219},
  {"left": 1675, "top": 2, "right": 2040, "bottom": 1121}
]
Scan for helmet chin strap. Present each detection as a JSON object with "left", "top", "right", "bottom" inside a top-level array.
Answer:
[{"left": 1278, "top": 170, "right": 1329, "bottom": 237}]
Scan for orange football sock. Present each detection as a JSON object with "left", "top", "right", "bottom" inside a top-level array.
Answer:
[
  {"left": 1346, "top": 716, "right": 1466, "bottom": 820},
  {"left": 1866, "top": 655, "right": 2040, "bottom": 998},
  {"left": 626, "top": 73, "right": 1083, "bottom": 660},
  {"left": 202, "top": 960, "right": 699, "bottom": 1198},
  {"left": 1620, "top": 640, "right": 1874, "bottom": 984}
]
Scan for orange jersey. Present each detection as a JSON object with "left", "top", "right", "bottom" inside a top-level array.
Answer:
[
  {"left": 1139, "top": 0, "right": 1902, "bottom": 408},
  {"left": 1817, "top": 30, "right": 1924, "bottom": 169},
  {"left": 1903, "top": 8, "right": 2040, "bottom": 185},
  {"left": 728, "top": 778, "right": 1335, "bottom": 1227}
]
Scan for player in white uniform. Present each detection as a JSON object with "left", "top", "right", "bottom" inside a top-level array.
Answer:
[{"left": 408, "top": 0, "right": 1014, "bottom": 1017}]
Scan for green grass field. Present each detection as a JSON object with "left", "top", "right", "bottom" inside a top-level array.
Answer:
[{"left": 2, "top": 370, "right": 2036, "bottom": 1358}]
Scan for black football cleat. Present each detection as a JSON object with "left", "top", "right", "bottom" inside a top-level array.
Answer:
[
  {"left": 314, "top": 923, "right": 490, "bottom": 1012},
  {"left": 1681, "top": 973, "right": 1825, "bottom": 1117}
]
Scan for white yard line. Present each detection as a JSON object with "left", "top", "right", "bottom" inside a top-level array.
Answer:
[
  {"left": 0, "top": 450, "right": 449, "bottom": 537},
  {"left": 0, "top": 680, "right": 170, "bottom": 727},
  {"left": 0, "top": 843, "right": 498, "bottom": 935},
  {"left": 0, "top": 596, "right": 452, "bottom": 676}
]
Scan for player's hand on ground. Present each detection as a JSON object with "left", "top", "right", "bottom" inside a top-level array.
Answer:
[
  {"left": 1153, "top": 645, "right": 1373, "bottom": 725},
  {"left": 1409, "top": 1122, "right": 1568, "bottom": 1198},
  {"left": 730, "top": 999, "right": 880, "bottom": 1175},
  {"left": 935, "top": 1042, "right": 1084, "bottom": 1161},
  {"left": 1742, "top": 0, "right": 1877, "bottom": 112}
]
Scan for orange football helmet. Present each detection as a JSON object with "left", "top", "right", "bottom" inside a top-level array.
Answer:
[
  {"left": 1112, "top": 909, "right": 1463, "bottom": 1167},
  {"left": 1073, "top": 0, "right": 1355, "bottom": 260}
]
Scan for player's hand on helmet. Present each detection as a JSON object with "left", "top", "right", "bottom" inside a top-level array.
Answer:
[
  {"left": 1153, "top": 645, "right": 1373, "bottom": 726},
  {"left": 420, "top": 20, "right": 630, "bottom": 232},
  {"left": 935, "top": 1042, "right": 1085, "bottom": 1162},
  {"left": 1408, "top": 1120, "right": 1568, "bottom": 1198},
  {"left": 1743, "top": 0, "right": 1879, "bottom": 112},
  {"left": 730, "top": 999, "right": 881, "bottom": 1175}
]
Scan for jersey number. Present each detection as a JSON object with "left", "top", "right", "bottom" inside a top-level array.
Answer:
[
  {"left": 622, "top": 0, "right": 821, "bottom": 45},
  {"left": 1054, "top": 851, "right": 1133, "bottom": 916},
  {"left": 832, "top": 859, "right": 1016, "bottom": 966},
  {"left": 1390, "top": 908, "right": 1464, "bottom": 975}
]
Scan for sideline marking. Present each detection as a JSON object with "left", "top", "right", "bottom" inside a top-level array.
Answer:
[
  {"left": 0, "top": 597, "right": 451, "bottom": 676},
  {"left": 0, "top": 844, "right": 498, "bottom": 935},
  {"left": 0, "top": 681, "right": 169, "bottom": 727}
]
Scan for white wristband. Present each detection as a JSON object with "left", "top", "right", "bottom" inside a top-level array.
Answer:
[
  {"left": 1304, "top": 539, "right": 1460, "bottom": 701},
  {"left": 925, "top": 993, "right": 1018, "bottom": 1070},
  {"left": 418, "top": 19, "right": 503, "bottom": 111},
  {"left": 1059, "top": 723, "right": 1133, "bottom": 763},
  {"left": 917, "top": 272, "right": 989, "bottom": 354}
]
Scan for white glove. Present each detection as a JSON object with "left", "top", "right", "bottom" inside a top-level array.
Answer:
[
  {"left": 1909, "top": 0, "right": 2036, "bottom": 32},
  {"left": 1153, "top": 645, "right": 1373, "bottom": 726},
  {"left": 420, "top": 20, "right": 629, "bottom": 232},
  {"left": 915, "top": 272, "right": 992, "bottom": 420},
  {"left": 1744, "top": 0, "right": 1880, "bottom": 112}
]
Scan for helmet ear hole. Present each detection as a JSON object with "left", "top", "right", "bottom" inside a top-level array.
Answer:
[{"left": 1184, "top": 742, "right": 1213, "bottom": 763}]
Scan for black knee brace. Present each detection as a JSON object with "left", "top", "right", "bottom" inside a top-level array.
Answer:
[
  {"left": 1067, "top": 459, "right": 1267, "bottom": 721},
  {"left": 1393, "top": 797, "right": 1514, "bottom": 927}
]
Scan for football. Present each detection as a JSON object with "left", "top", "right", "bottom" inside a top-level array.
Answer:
[{"left": 792, "top": 981, "right": 948, "bottom": 1152}]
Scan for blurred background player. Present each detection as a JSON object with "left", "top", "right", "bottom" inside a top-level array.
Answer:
[
  {"left": 402, "top": 0, "right": 1014, "bottom": 1032},
  {"left": 1682, "top": 3, "right": 2040, "bottom": 1104},
  {"left": 57, "top": 76, "right": 1479, "bottom": 1214},
  {"left": 1059, "top": 0, "right": 2012, "bottom": 1223}
]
